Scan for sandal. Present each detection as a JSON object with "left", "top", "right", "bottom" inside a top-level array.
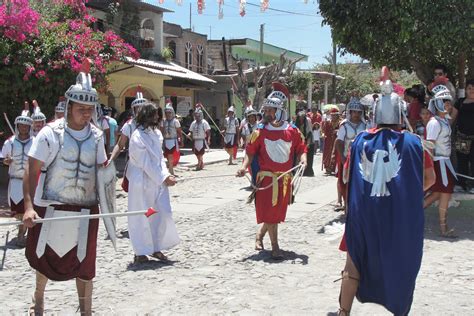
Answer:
[
  {"left": 440, "top": 223, "right": 458, "bottom": 238},
  {"left": 151, "top": 252, "right": 169, "bottom": 261},
  {"left": 133, "top": 255, "right": 149, "bottom": 263},
  {"left": 270, "top": 244, "right": 284, "bottom": 260}
]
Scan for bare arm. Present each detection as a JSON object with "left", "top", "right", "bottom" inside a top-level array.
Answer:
[
  {"left": 237, "top": 152, "right": 254, "bottom": 177},
  {"left": 177, "top": 127, "right": 184, "bottom": 147},
  {"left": 109, "top": 134, "right": 128, "bottom": 161},
  {"left": 22, "top": 157, "right": 43, "bottom": 227}
]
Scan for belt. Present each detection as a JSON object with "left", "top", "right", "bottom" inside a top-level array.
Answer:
[{"left": 256, "top": 171, "right": 292, "bottom": 207}]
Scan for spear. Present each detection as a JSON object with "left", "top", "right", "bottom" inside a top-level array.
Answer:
[
  {"left": 0, "top": 208, "right": 158, "bottom": 227},
  {"left": 3, "top": 113, "right": 15, "bottom": 135}
]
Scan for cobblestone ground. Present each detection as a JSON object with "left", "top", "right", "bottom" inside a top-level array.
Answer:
[{"left": 0, "top": 154, "right": 473, "bottom": 315}]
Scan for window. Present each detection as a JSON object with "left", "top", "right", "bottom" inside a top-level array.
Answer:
[
  {"left": 197, "top": 44, "right": 204, "bottom": 73},
  {"left": 140, "top": 19, "right": 154, "bottom": 49},
  {"left": 168, "top": 41, "right": 177, "bottom": 60},
  {"left": 185, "top": 42, "right": 193, "bottom": 70}
]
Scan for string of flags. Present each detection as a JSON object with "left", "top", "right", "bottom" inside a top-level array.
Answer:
[{"left": 156, "top": 0, "right": 280, "bottom": 17}]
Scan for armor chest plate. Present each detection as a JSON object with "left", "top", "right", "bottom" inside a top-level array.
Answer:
[
  {"left": 226, "top": 118, "right": 237, "bottom": 134},
  {"left": 434, "top": 118, "right": 451, "bottom": 158},
  {"left": 10, "top": 138, "right": 32, "bottom": 179},
  {"left": 42, "top": 127, "right": 99, "bottom": 206},
  {"left": 192, "top": 122, "right": 206, "bottom": 139},
  {"left": 163, "top": 119, "right": 178, "bottom": 139},
  {"left": 344, "top": 121, "right": 366, "bottom": 155}
]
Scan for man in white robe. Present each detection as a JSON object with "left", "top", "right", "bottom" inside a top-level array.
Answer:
[{"left": 127, "top": 103, "right": 180, "bottom": 263}]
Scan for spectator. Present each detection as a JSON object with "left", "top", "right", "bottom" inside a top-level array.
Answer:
[
  {"left": 406, "top": 86, "right": 425, "bottom": 128},
  {"left": 432, "top": 64, "right": 457, "bottom": 101},
  {"left": 104, "top": 106, "right": 118, "bottom": 153},
  {"left": 454, "top": 79, "right": 474, "bottom": 192},
  {"left": 415, "top": 107, "right": 431, "bottom": 139}
]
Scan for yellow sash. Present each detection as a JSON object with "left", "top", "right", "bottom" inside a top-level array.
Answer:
[{"left": 256, "top": 171, "right": 292, "bottom": 207}]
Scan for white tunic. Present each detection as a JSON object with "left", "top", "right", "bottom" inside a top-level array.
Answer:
[
  {"left": 190, "top": 120, "right": 210, "bottom": 152},
  {"left": 127, "top": 127, "right": 180, "bottom": 255},
  {"left": 161, "top": 118, "right": 181, "bottom": 150}
]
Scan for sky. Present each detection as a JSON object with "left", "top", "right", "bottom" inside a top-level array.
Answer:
[{"left": 148, "top": 0, "right": 360, "bottom": 69}]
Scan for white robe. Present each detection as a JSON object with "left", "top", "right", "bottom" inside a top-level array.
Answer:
[{"left": 127, "top": 127, "right": 180, "bottom": 256}]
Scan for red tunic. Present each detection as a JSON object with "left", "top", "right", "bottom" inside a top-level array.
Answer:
[
  {"left": 322, "top": 120, "right": 339, "bottom": 172},
  {"left": 246, "top": 123, "right": 307, "bottom": 224},
  {"left": 26, "top": 204, "right": 99, "bottom": 281}
]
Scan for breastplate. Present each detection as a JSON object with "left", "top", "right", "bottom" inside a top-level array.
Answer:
[
  {"left": 193, "top": 122, "right": 205, "bottom": 139},
  {"left": 434, "top": 118, "right": 451, "bottom": 158},
  {"left": 226, "top": 118, "right": 236, "bottom": 134},
  {"left": 164, "top": 119, "right": 177, "bottom": 139},
  {"left": 42, "top": 126, "right": 100, "bottom": 206},
  {"left": 344, "top": 121, "right": 365, "bottom": 155},
  {"left": 10, "top": 138, "right": 32, "bottom": 179}
]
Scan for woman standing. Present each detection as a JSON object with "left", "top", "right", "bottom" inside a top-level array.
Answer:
[
  {"left": 127, "top": 102, "right": 180, "bottom": 263},
  {"left": 415, "top": 107, "right": 431, "bottom": 139},
  {"left": 454, "top": 79, "right": 474, "bottom": 191}
]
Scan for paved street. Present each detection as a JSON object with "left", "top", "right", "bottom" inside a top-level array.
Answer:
[{"left": 0, "top": 153, "right": 473, "bottom": 315}]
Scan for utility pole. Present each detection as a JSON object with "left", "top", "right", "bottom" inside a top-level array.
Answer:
[
  {"left": 331, "top": 30, "right": 337, "bottom": 104},
  {"left": 259, "top": 24, "right": 264, "bottom": 66},
  {"left": 189, "top": 2, "right": 192, "bottom": 29},
  {"left": 209, "top": 26, "right": 212, "bottom": 40}
]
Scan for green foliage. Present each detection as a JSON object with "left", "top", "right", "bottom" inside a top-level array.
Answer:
[
  {"left": 318, "top": 0, "right": 474, "bottom": 84},
  {"left": 312, "top": 62, "right": 419, "bottom": 103},
  {"left": 160, "top": 47, "right": 174, "bottom": 62},
  {"left": 288, "top": 72, "right": 313, "bottom": 96}
]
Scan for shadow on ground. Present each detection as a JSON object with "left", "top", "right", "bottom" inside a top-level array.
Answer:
[{"left": 242, "top": 249, "right": 309, "bottom": 265}]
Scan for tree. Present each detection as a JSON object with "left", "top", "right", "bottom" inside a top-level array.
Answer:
[
  {"left": 318, "top": 0, "right": 473, "bottom": 86},
  {"left": 0, "top": 0, "right": 139, "bottom": 130},
  {"left": 312, "top": 61, "right": 419, "bottom": 104},
  {"left": 233, "top": 52, "right": 305, "bottom": 109}
]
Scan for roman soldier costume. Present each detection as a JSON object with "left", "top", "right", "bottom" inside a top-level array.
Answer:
[
  {"left": 2, "top": 104, "right": 33, "bottom": 246},
  {"left": 25, "top": 60, "right": 107, "bottom": 315},
  {"left": 162, "top": 102, "right": 182, "bottom": 167},
  {"left": 337, "top": 67, "right": 432, "bottom": 315},
  {"left": 223, "top": 106, "right": 239, "bottom": 160},
  {"left": 241, "top": 83, "right": 307, "bottom": 259},
  {"left": 322, "top": 108, "right": 341, "bottom": 174},
  {"left": 336, "top": 98, "right": 366, "bottom": 207},
  {"left": 189, "top": 106, "right": 210, "bottom": 156}
]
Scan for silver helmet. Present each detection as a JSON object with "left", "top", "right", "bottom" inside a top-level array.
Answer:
[
  {"left": 14, "top": 102, "right": 33, "bottom": 135},
  {"left": 373, "top": 67, "right": 403, "bottom": 125},
  {"left": 55, "top": 100, "right": 66, "bottom": 113},
  {"left": 131, "top": 85, "right": 148, "bottom": 109},
  {"left": 428, "top": 85, "right": 452, "bottom": 114},
  {"left": 164, "top": 101, "right": 175, "bottom": 118},
  {"left": 64, "top": 59, "right": 98, "bottom": 127},
  {"left": 346, "top": 97, "right": 364, "bottom": 113},
  {"left": 31, "top": 100, "right": 46, "bottom": 122},
  {"left": 245, "top": 106, "right": 258, "bottom": 117},
  {"left": 261, "top": 82, "right": 290, "bottom": 123},
  {"left": 194, "top": 106, "right": 203, "bottom": 121}
]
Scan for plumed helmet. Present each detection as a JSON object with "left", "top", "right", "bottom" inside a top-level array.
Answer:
[
  {"left": 194, "top": 103, "right": 203, "bottom": 120},
  {"left": 64, "top": 59, "right": 98, "bottom": 106},
  {"left": 428, "top": 84, "right": 452, "bottom": 114},
  {"left": 131, "top": 85, "right": 148, "bottom": 108},
  {"left": 31, "top": 100, "right": 46, "bottom": 122},
  {"left": 373, "top": 66, "right": 403, "bottom": 125},
  {"left": 227, "top": 106, "right": 235, "bottom": 113},
  {"left": 262, "top": 82, "right": 290, "bottom": 122},
  {"left": 14, "top": 101, "right": 33, "bottom": 127}
]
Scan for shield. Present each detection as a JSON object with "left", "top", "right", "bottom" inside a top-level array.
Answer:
[{"left": 97, "top": 161, "right": 117, "bottom": 250}]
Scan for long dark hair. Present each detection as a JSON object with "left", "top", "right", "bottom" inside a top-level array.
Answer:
[{"left": 135, "top": 102, "right": 163, "bottom": 130}]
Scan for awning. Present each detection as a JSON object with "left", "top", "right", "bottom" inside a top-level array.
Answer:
[{"left": 125, "top": 57, "right": 216, "bottom": 85}]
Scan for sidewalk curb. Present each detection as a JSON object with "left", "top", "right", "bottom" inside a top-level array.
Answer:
[{"left": 176, "top": 157, "right": 244, "bottom": 170}]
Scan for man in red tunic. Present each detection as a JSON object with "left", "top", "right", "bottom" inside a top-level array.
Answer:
[
  {"left": 23, "top": 61, "right": 107, "bottom": 315},
  {"left": 237, "top": 83, "right": 307, "bottom": 260},
  {"left": 322, "top": 108, "right": 341, "bottom": 174}
]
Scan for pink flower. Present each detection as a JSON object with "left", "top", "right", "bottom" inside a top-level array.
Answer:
[
  {"left": 3, "top": 56, "right": 10, "bottom": 65},
  {"left": 35, "top": 70, "right": 46, "bottom": 78}
]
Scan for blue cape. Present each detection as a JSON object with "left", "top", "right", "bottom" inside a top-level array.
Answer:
[{"left": 346, "top": 129, "right": 424, "bottom": 316}]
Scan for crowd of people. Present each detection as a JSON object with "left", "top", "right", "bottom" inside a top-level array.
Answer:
[{"left": 0, "top": 59, "right": 472, "bottom": 315}]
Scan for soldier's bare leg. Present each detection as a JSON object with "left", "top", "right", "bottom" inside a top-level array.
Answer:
[
  {"left": 337, "top": 254, "right": 360, "bottom": 316},
  {"left": 255, "top": 223, "right": 267, "bottom": 250},
  {"left": 30, "top": 271, "right": 48, "bottom": 315},
  {"left": 76, "top": 278, "right": 93, "bottom": 316}
]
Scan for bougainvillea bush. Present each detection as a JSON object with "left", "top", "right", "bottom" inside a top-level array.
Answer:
[{"left": 0, "top": 0, "right": 139, "bottom": 129}]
